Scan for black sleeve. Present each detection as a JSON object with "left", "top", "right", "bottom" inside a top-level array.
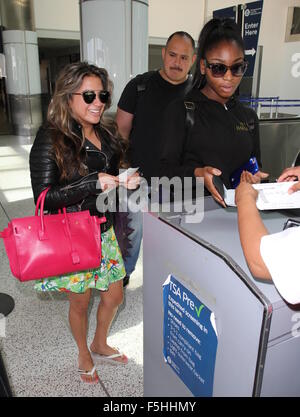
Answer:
[
  {"left": 117, "top": 76, "right": 139, "bottom": 115},
  {"left": 159, "top": 100, "right": 197, "bottom": 179},
  {"left": 29, "top": 127, "right": 100, "bottom": 211}
]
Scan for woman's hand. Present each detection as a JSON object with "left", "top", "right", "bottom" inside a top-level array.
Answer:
[
  {"left": 278, "top": 166, "right": 300, "bottom": 182},
  {"left": 120, "top": 172, "right": 140, "bottom": 190},
  {"left": 194, "top": 166, "right": 225, "bottom": 207},
  {"left": 98, "top": 172, "right": 119, "bottom": 192},
  {"left": 277, "top": 166, "right": 300, "bottom": 194},
  {"left": 240, "top": 170, "right": 269, "bottom": 184},
  {"left": 235, "top": 181, "right": 258, "bottom": 206}
]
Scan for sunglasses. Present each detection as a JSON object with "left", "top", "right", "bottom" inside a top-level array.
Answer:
[
  {"left": 204, "top": 60, "right": 248, "bottom": 77},
  {"left": 72, "top": 90, "right": 110, "bottom": 104}
]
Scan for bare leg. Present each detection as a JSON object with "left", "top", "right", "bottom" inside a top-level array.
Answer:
[
  {"left": 90, "top": 280, "right": 127, "bottom": 363},
  {"left": 68, "top": 289, "right": 98, "bottom": 383}
]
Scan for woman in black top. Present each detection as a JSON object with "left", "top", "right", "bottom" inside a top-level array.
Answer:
[
  {"left": 30, "top": 62, "right": 139, "bottom": 383},
  {"left": 160, "top": 18, "right": 268, "bottom": 206}
]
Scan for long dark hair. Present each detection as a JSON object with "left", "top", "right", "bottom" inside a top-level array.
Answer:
[
  {"left": 193, "top": 18, "right": 245, "bottom": 89},
  {"left": 47, "top": 61, "right": 128, "bottom": 181}
]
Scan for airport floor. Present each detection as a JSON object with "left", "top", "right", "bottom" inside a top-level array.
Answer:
[{"left": 0, "top": 134, "right": 143, "bottom": 397}]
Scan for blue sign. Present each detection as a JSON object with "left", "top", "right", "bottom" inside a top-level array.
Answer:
[
  {"left": 243, "top": 1, "right": 264, "bottom": 77},
  {"left": 213, "top": 1, "right": 264, "bottom": 78},
  {"left": 163, "top": 275, "right": 218, "bottom": 397},
  {"left": 213, "top": 6, "right": 237, "bottom": 21}
]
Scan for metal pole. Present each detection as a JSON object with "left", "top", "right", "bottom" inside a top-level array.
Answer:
[
  {"left": 257, "top": 102, "right": 261, "bottom": 118},
  {"left": 203, "top": 0, "right": 208, "bottom": 23},
  {"left": 270, "top": 99, "right": 274, "bottom": 119},
  {"left": 79, "top": 0, "right": 83, "bottom": 61}
]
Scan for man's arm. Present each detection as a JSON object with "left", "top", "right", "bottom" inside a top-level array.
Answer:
[
  {"left": 116, "top": 76, "right": 139, "bottom": 140},
  {"left": 115, "top": 107, "right": 134, "bottom": 140},
  {"left": 235, "top": 182, "right": 272, "bottom": 279}
]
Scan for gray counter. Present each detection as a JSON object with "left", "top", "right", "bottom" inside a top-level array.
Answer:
[
  {"left": 259, "top": 117, "right": 300, "bottom": 181},
  {"left": 143, "top": 198, "right": 300, "bottom": 396}
]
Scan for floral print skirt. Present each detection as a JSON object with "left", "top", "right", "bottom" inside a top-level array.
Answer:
[{"left": 34, "top": 226, "right": 126, "bottom": 293}]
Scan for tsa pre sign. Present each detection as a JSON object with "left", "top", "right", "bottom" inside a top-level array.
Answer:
[{"left": 163, "top": 275, "right": 218, "bottom": 397}]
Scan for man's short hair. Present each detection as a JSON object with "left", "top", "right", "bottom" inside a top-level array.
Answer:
[{"left": 166, "top": 31, "right": 195, "bottom": 50}]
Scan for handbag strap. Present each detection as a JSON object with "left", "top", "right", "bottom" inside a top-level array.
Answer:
[
  {"left": 34, "top": 187, "right": 106, "bottom": 264},
  {"left": 37, "top": 188, "right": 70, "bottom": 243},
  {"left": 35, "top": 187, "right": 50, "bottom": 239},
  {"left": 35, "top": 187, "right": 50, "bottom": 216},
  {"left": 97, "top": 216, "right": 107, "bottom": 225}
]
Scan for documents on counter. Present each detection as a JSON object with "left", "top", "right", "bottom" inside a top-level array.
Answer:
[{"left": 223, "top": 181, "right": 300, "bottom": 210}]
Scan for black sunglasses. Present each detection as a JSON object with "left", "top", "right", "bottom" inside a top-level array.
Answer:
[
  {"left": 72, "top": 90, "right": 110, "bottom": 104},
  {"left": 204, "top": 60, "right": 248, "bottom": 77}
]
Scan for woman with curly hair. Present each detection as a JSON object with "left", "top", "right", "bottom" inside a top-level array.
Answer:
[{"left": 30, "top": 62, "right": 139, "bottom": 383}]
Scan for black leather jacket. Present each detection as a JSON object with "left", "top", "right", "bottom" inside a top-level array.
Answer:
[{"left": 29, "top": 122, "right": 120, "bottom": 232}]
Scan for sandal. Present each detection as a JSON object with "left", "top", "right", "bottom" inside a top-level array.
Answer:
[
  {"left": 78, "top": 365, "right": 99, "bottom": 384},
  {"left": 91, "top": 348, "right": 128, "bottom": 365}
]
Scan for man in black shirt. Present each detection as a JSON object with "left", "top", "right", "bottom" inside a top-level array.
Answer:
[{"left": 116, "top": 32, "right": 196, "bottom": 286}]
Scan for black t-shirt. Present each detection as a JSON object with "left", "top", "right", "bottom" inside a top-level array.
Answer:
[
  {"left": 160, "top": 88, "right": 262, "bottom": 189},
  {"left": 118, "top": 70, "right": 192, "bottom": 183}
]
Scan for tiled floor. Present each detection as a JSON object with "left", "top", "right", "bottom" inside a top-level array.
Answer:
[{"left": 0, "top": 135, "right": 143, "bottom": 397}]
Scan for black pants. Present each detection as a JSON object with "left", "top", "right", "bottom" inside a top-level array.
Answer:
[{"left": 0, "top": 350, "right": 12, "bottom": 397}]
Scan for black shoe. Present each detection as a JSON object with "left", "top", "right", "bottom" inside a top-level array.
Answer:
[{"left": 123, "top": 275, "right": 130, "bottom": 288}]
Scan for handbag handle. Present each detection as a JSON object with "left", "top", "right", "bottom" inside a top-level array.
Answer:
[
  {"left": 35, "top": 188, "right": 80, "bottom": 263},
  {"left": 35, "top": 188, "right": 107, "bottom": 228},
  {"left": 37, "top": 189, "right": 78, "bottom": 264},
  {"left": 34, "top": 188, "right": 106, "bottom": 265},
  {"left": 35, "top": 187, "right": 50, "bottom": 216},
  {"left": 35, "top": 187, "right": 51, "bottom": 239},
  {"left": 34, "top": 188, "right": 106, "bottom": 264},
  {"left": 35, "top": 188, "right": 71, "bottom": 243}
]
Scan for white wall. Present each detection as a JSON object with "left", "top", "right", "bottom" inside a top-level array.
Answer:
[
  {"left": 34, "top": 0, "right": 205, "bottom": 40},
  {"left": 33, "top": 0, "right": 300, "bottom": 103},
  {"left": 148, "top": 0, "right": 205, "bottom": 40},
  {"left": 258, "top": 0, "right": 300, "bottom": 102},
  {"left": 33, "top": 0, "right": 80, "bottom": 33}
]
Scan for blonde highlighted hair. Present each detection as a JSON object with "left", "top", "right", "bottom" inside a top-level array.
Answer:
[{"left": 47, "top": 62, "right": 127, "bottom": 181}]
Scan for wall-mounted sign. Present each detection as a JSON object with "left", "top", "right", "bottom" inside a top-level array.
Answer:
[
  {"left": 213, "top": 5, "right": 237, "bottom": 21},
  {"left": 163, "top": 275, "right": 218, "bottom": 397},
  {"left": 213, "top": 1, "right": 264, "bottom": 78},
  {"left": 243, "top": 1, "right": 264, "bottom": 77}
]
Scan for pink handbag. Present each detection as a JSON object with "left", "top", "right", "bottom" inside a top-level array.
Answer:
[{"left": 0, "top": 187, "right": 106, "bottom": 282}]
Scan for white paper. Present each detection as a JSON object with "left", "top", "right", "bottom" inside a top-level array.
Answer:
[
  {"left": 99, "top": 167, "right": 139, "bottom": 196},
  {"left": 118, "top": 167, "right": 139, "bottom": 183},
  {"left": 223, "top": 181, "right": 300, "bottom": 210},
  {"left": 223, "top": 188, "right": 236, "bottom": 206}
]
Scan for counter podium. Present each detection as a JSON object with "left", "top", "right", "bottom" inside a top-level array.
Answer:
[{"left": 143, "top": 198, "right": 300, "bottom": 397}]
